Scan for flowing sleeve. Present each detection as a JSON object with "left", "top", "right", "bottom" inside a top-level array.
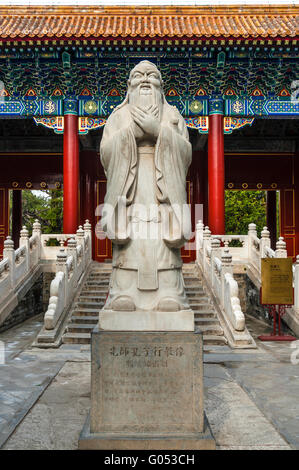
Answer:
[
  {"left": 155, "top": 107, "right": 192, "bottom": 248},
  {"left": 99, "top": 108, "right": 138, "bottom": 243}
]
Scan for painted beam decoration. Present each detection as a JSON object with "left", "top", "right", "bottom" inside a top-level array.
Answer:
[
  {"left": 33, "top": 115, "right": 255, "bottom": 134},
  {"left": 0, "top": 43, "right": 298, "bottom": 120},
  {"left": 0, "top": 97, "right": 62, "bottom": 116},
  {"left": 1, "top": 96, "right": 299, "bottom": 120},
  {"left": 226, "top": 98, "right": 299, "bottom": 116},
  {"left": 34, "top": 116, "right": 64, "bottom": 134}
]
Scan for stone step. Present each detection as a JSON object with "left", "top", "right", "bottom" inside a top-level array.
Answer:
[
  {"left": 186, "top": 294, "right": 209, "bottom": 301},
  {"left": 71, "top": 315, "right": 98, "bottom": 324},
  {"left": 196, "top": 325, "right": 224, "bottom": 335},
  {"left": 61, "top": 263, "right": 228, "bottom": 347},
  {"left": 189, "top": 302, "right": 214, "bottom": 310},
  {"left": 62, "top": 332, "right": 226, "bottom": 346},
  {"left": 185, "top": 289, "right": 205, "bottom": 294},
  {"left": 185, "top": 286, "right": 204, "bottom": 291},
  {"left": 89, "top": 273, "right": 111, "bottom": 278},
  {"left": 194, "top": 317, "right": 219, "bottom": 326},
  {"left": 77, "top": 296, "right": 107, "bottom": 303},
  {"left": 90, "top": 269, "right": 112, "bottom": 272},
  {"left": 67, "top": 323, "right": 95, "bottom": 333},
  {"left": 86, "top": 281, "right": 110, "bottom": 286},
  {"left": 85, "top": 285, "right": 109, "bottom": 290},
  {"left": 62, "top": 332, "right": 91, "bottom": 344},
  {"left": 202, "top": 335, "right": 228, "bottom": 346},
  {"left": 72, "top": 308, "right": 100, "bottom": 316},
  {"left": 75, "top": 300, "right": 105, "bottom": 308},
  {"left": 81, "top": 289, "right": 109, "bottom": 295},
  {"left": 194, "top": 310, "right": 216, "bottom": 318}
]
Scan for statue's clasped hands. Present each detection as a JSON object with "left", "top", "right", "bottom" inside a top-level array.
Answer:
[{"left": 131, "top": 105, "right": 160, "bottom": 139}]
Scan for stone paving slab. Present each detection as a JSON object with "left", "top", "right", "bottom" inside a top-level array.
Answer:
[
  {"left": 2, "top": 362, "right": 91, "bottom": 450},
  {"left": 204, "top": 364, "right": 291, "bottom": 450},
  {"left": 0, "top": 313, "right": 298, "bottom": 450},
  {"left": 2, "top": 361, "right": 291, "bottom": 450},
  {"left": 0, "top": 356, "right": 64, "bottom": 448},
  {"left": 224, "top": 361, "right": 299, "bottom": 450}
]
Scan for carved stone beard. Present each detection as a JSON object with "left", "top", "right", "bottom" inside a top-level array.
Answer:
[{"left": 128, "top": 84, "right": 163, "bottom": 122}]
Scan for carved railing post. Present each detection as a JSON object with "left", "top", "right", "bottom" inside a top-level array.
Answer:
[
  {"left": 76, "top": 225, "right": 85, "bottom": 266},
  {"left": 83, "top": 219, "right": 92, "bottom": 253},
  {"left": 260, "top": 226, "right": 271, "bottom": 258},
  {"left": 210, "top": 238, "right": 221, "bottom": 292},
  {"left": 3, "top": 236, "right": 15, "bottom": 287},
  {"left": 275, "top": 237, "right": 287, "bottom": 258},
  {"left": 248, "top": 222, "right": 257, "bottom": 260},
  {"left": 202, "top": 226, "right": 212, "bottom": 275},
  {"left": 220, "top": 248, "right": 233, "bottom": 308},
  {"left": 56, "top": 247, "right": 68, "bottom": 299},
  {"left": 67, "top": 238, "right": 77, "bottom": 272},
  {"left": 196, "top": 220, "right": 205, "bottom": 263},
  {"left": 19, "top": 226, "right": 30, "bottom": 271},
  {"left": 32, "top": 219, "right": 42, "bottom": 259}
]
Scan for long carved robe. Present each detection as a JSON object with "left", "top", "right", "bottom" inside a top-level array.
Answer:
[{"left": 100, "top": 101, "right": 191, "bottom": 305}]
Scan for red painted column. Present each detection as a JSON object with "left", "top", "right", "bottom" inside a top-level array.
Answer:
[
  {"left": 63, "top": 105, "right": 79, "bottom": 234},
  {"left": 208, "top": 100, "right": 225, "bottom": 234}
]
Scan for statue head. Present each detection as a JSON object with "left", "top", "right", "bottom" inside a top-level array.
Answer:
[{"left": 127, "top": 61, "right": 164, "bottom": 110}]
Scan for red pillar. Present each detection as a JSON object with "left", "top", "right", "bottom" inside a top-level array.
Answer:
[
  {"left": 12, "top": 190, "right": 22, "bottom": 249},
  {"left": 63, "top": 111, "right": 79, "bottom": 234},
  {"left": 208, "top": 102, "right": 225, "bottom": 234}
]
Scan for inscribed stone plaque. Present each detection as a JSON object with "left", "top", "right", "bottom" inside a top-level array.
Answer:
[
  {"left": 90, "top": 329, "right": 204, "bottom": 436},
  {"left": 261, "top": 258, "right": 293, "bottom": 305}
]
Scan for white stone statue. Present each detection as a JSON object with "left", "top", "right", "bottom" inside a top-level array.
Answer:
[{"left": 100, "top": 60, "right": 192, "bottom": 312}]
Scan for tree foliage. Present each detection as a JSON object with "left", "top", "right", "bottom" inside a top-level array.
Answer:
[
  {"left": 225, "top": 190, "right": 267, "bottom": 236},
  {"left": 21, "top": 190, "right": 63, "bottom": 234}
]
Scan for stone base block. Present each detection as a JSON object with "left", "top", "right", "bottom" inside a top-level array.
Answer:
[
  {"left": 99, "top": 309, "right": 194, "bottom": 331},
  {"left": 79, "top": 413, "right": 216, "bottom": 450},
  {"left": 78, "top": 328, "right": 215, "bottom": 450}
]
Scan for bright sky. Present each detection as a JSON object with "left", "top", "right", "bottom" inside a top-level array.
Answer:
[{"left": 0, "top": 0, "right": 297, "bottom": 6}]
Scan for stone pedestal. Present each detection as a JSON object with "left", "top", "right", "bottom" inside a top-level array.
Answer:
[{"left": 79, "top": 324, "right": 215, "bottom": 450}]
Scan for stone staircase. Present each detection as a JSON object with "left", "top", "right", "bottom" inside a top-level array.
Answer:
[
  {"left": 62, "top": 262, "right": 227, "bottom": 346},
  {"left": 62, "top": 263, "right": 112, "bottom": 344},
  {"left": 182, "top": 264, "right": 227, "bottom": 346}
]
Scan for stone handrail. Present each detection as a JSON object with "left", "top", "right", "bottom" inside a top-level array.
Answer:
[
  {"left": 196, "top": 221, "right": 288, "bottom": 281},
  {"left": 0, "top": 219, "right": 93, "bottom": 328},
  {"left": 44, "top": 221, "right": 92, "bottom": 330},
  {"left": 40, "top": 233, "right": 77, "bottom": 260},
  {"left": 196, "top": 222, "right": 255, "bottom": 347},
  {"left": 195, "top": 220, "right": 299, "bottom": 340},
  {"left": 0, "top": 258, "right": 11, "bottom": 307}
]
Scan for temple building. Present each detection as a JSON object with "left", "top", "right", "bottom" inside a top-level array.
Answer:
[
  {"left": 0, "top": 4, "right": 298, "bottom": 263},
  {"left": 1, "top": 7, "right": 299, "bottom": 450}
]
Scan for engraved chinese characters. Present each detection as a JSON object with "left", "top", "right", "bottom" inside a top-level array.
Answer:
[{"left": 90, "top": 332, "right": 203, "bottom": 434}]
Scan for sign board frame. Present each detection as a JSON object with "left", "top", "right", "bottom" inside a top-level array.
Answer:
[{"left": 260, "top": 257, "right": 294, "bottom": 306}]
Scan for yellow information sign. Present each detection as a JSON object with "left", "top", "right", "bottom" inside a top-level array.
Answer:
[{"left": 261, "top": 258, "right": 293, "bottom": 305}]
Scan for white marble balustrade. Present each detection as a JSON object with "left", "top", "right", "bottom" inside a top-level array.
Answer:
[{"left": 0, "top": 220, "right": 92, "bottom": 329}]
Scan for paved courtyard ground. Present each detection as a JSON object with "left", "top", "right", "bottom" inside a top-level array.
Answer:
[{"left": 0, "top": 313, "right": 298, "bottom": 450}]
